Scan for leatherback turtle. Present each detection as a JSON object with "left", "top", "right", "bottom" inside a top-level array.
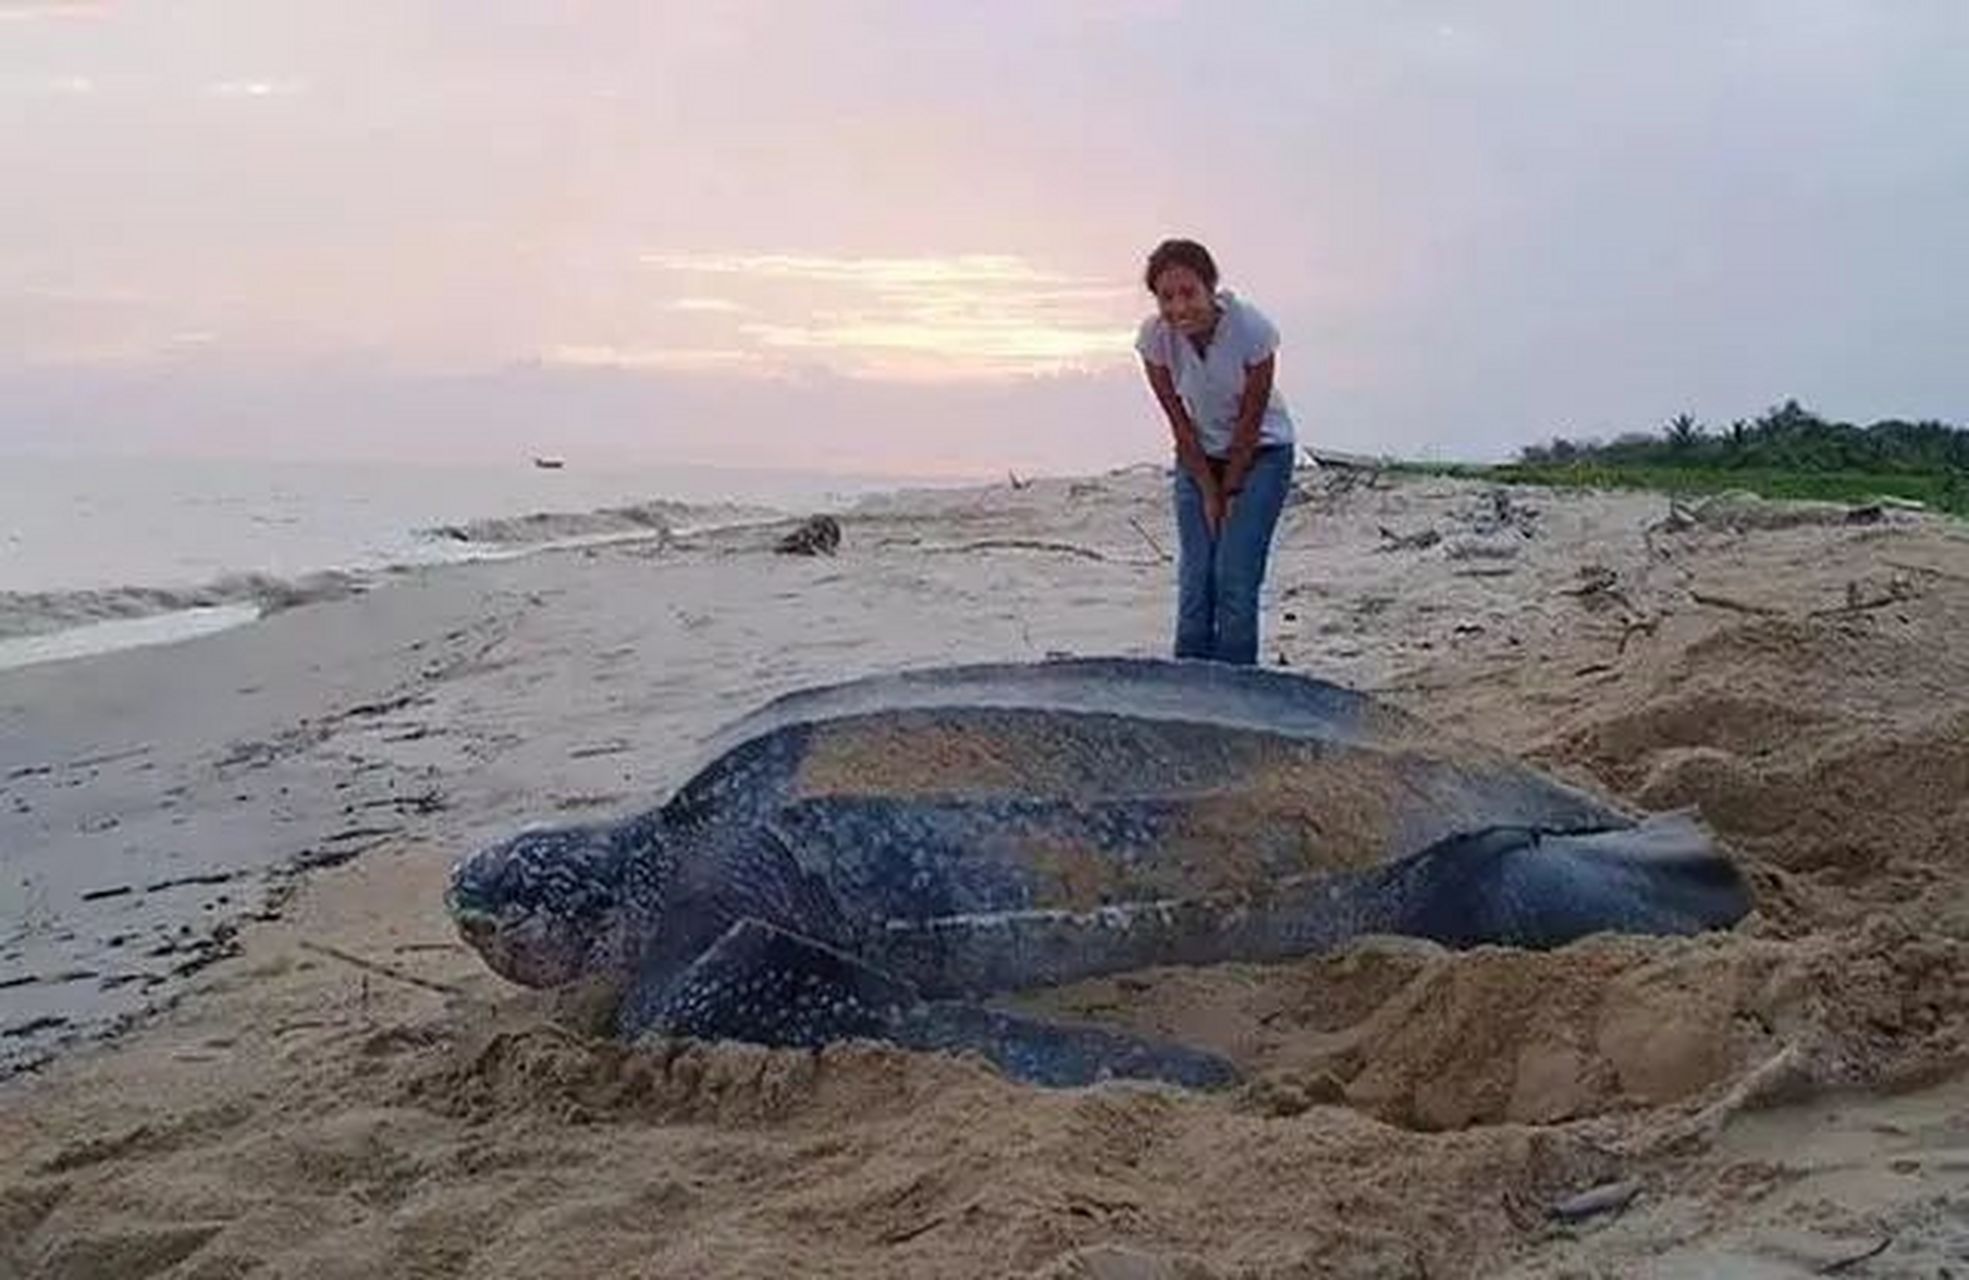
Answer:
[{"left": 445, "top": 657, "right": 1749, "bottom": 1089}]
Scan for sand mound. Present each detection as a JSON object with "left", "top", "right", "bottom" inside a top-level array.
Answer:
[
  {"left": 2, "top": 998, "right": 1646, "bottom": 1280},
  {"left": 1329, "top": 922, "right": 1969, "bottom": 1130},
  {"left": 1548, "top": 606, "right": 1969, "bottom": 924},
  {"left": 1017, "top": 920, "right": 1969, "bottom": 1139},
  {"left": 406, "top": 1021, "right": 1005, "bottom": 1130}
]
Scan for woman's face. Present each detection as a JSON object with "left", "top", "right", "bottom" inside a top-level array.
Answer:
[{"left": 1152, "top": 265, "right": 1217, "bottom": 336}]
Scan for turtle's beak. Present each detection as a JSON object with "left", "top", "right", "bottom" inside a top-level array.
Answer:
[
  {"left": 452, "top": 907, "right": 499, "bottom": 948},
  {"left": 444, "top": 867, "right": 504, "bottom": 951}
]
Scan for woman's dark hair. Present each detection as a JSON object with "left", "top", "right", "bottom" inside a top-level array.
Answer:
[{"left": 1143, "top": 238, "right": 1219, "bottom": 292}]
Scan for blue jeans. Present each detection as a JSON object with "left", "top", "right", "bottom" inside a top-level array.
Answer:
[{"left": 1172, "top": 444, "right": 1293, "bottom": 665}]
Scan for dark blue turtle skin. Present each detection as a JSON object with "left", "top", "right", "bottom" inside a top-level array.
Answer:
[{"left": 446, "top": 657, "right": 1751, "bottom": 1090}]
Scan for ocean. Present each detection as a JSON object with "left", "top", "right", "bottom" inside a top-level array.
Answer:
[{"left": 0, "top": 453, "right": 959, "bottom": 671}]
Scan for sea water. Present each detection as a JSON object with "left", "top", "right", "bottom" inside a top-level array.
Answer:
[{"left": 0, "top": 453, "right": 956, "bottom": 670}]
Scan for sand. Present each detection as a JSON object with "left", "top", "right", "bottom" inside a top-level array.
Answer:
[{"left": 3, "top": 464, "right": 1968, "bottom": 1278}]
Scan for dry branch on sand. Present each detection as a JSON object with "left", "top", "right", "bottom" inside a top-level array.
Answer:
[{"left": 297, "top": 940, "right": 467, "bottom": 999}]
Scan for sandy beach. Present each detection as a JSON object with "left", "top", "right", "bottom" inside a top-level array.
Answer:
[{"left": 4, "top": 462, "right": 1968, "bottom": 1278}]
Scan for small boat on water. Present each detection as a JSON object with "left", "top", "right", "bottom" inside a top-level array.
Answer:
[{"left": 532, "top": 456, "right": 566, "bottom": 470}]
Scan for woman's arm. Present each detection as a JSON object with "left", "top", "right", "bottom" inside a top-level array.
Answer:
[
  {"left": 1143, "top": 359, "right": 1220, "bottom": 500},
  {"left": 1219, "top": 353, "right": 1275, "bottom": 498}
]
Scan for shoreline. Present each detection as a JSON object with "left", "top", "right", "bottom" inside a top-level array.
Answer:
[
  {"left": 0, "top": 448, "right": 1008, "bottom": 667},
  {"left": 0, "top": 508, "right": 814, "bottom": 676}
]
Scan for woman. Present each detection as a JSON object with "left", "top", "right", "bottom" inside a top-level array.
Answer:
[{"left": 1135, "top": 238, "right": 1297, "bottom": 666}]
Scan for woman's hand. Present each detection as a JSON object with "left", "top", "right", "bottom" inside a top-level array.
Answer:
[
  {"left": 1219, "top": 354, "right": 1273, "bottom": 504},
  {"left": 1204, "top": 481, "right": 1229, "bottom": 537},
  {"left": 1143, "top": 355, "right": 1235, "bottom": 536}
]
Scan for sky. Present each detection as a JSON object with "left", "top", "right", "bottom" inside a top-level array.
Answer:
[{"left": 2, "top": 1, "right": 1966, "bottom": 477}]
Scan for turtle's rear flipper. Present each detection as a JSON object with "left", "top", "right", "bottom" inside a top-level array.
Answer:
[
  {"left": 1384, "top": 808, "right": 1751, "bottom": 948},
  {"left": 624, "top": 918, "right": 1239, "bottom": 1091}
]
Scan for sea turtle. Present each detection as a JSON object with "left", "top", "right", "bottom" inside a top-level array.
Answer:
[{"left": 445, "top": 657, "right": 1749, "bottom": 1089}]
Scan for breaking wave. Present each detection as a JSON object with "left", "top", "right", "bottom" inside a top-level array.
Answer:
[
  {"left": 0, "top": 570, "right": 364, "bottom": 642},
  {"left": 0, "top": 494, "right": 790, "bottom": 647},
  {"left": 419, "top": 497, "right": 776, "bottom": 547}
]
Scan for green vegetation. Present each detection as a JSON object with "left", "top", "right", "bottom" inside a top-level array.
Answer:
[{"left": 1405, "top": 399, "right": 1969, "bottom": 517}]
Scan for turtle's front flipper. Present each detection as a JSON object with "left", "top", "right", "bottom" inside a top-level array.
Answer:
[
  {"left": 892, "top": 997, "right": 1238, "bottom": 1090},
  {"left": 622, "top": 918, "right": 1239, "bottom": 1091},
  {"left": 619, "top": 917, "right": 901, "bottom": 1049}
]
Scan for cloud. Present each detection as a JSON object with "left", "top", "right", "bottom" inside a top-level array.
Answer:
[
  {"left": 739, "top": 319, "right": 1131, "bottom": 381},
  {"left": 12, "top": 284, "right": 150, "bottom": 304},
  {"left": 631, "top": 251, "right": 1137, "bottom": 381},
  {"left": 203, "top": 79, "right": 307, "bottom": 98},
  {"left": 0, "top": 2, "right": 103, "bottom": 20},
  {"left": 665, "top": 297, "right": 747, "bottom": 314},
  {"left": 2, "top": 73, "right": 96, "bottom": 96},
  {"left": 638, "top": 252, "right": 1074, "bottom": 288},
  {"left": 541, "top": 344, "right": 770, "bottom": 374}
]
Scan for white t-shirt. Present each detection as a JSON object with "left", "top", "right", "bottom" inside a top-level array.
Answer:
[{"left": 1135, "top": 290, "right": 1296, "bottom": 457}]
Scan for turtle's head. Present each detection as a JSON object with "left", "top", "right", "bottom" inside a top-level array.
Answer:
[{"left": 445, "top": 822, "right": 637, "bottom": 988}]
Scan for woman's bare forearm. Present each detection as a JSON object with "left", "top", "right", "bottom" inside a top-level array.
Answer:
[
  {"left": 1144, "top": 361, "right": 1218, "bottom": 491},
  {"left": 1220, "top": 355, "right": 1275, "bottom": 495}
]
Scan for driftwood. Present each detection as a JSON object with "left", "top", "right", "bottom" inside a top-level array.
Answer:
[
  {"left": 1617, "top": 614, "right": 1661, "bottom": 655},
  {"left": 1127, "top": 517, "right": 1171, "bottom": 563},
  {"left": 1690, "top": 590, "right": 1785, "bottom": 617},
  {"left": 1818, "top": 1237, "right": 1893, "bottom": 1273},
  {"left": 1545, "top": 1179, "right": 1642, "bottom": 1222},
  {"left": 1642, "top": 1042, "right": 1813, "bottom": 1157},
  {"left": 298, "top": 939, "right": 465, "bottom": 998},
  {"left": 1559, "top": 564, "right": 1620, "bottom": 598},
  {"left": 1807, "top": 594, "right": 1915, "bottom": 619},
  {"left": 774, "top": 515, "right": 842, "bottom": 556},
  {"left": 912, "top": 539, "right": 1156, "bottom": 567},
  {"left": 1882, "top": 557, "right": 1969, "bottom": 586},
  {"left": 1376, "top": 525, "right": 1442, "bottom": 552}
]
